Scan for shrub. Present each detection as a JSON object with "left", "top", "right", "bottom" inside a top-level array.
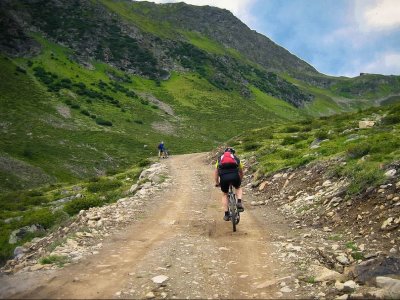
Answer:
[
  {"left": 22, "top": 148, "right": 34, "bottom": 159},
  {"left": 278, "top": 150, "right": 297, "bottom": 159},
  {"left": 381, "top": 114, "right": 400, "bottom": 125},
  {"left": 346, "top": 143, "right": 371, "bottom": 159},
  {"left": 281, "top": 135, "right": 303, "bottom": 145},
  {"left": 95, "top": 118, "right": 113, "bottom": 126},
  {"left": 22, "top": 208, "right": 66, "bottom": 229},
  {"left": 346, "top": 163, "right": 384, "bottom": 195},
  {"left": 315, "top": 130, "right": 328, "bottom": 140},
  {"left": 70, "top": 103, "right": 80, "bottom": 109},
  {"left": 39, "top": 255, "right": 69, "bottom": 267},
  {"left": 16, "top": 66, "right": 27, "bottom": 74},
  {"left": 80, "top": 109, "right": 90, "bottom": 116},
  {"left": 86, "top": 179, "right": 122, "bottom": 193},
  {"left": 283, "top": 125, "right": 300, "bottom": 133},
  {"left": 140, "top": 98, "right": 149, "bottom": 105},
  {"left": 64, "top": 197, "right": 103, "bottom": 215},
  {"left": 138, "top": 159, "right": 151, "bottom": 167},
  {"left": 243, "top": 142, "right": 261, "bottom": 151},
  {"left": 134, "top": 120, "right": 143, "bottom": 124}
]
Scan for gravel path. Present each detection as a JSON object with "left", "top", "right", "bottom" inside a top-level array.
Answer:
[{"left": 0, "top": 153, "right": 301, "bottom": 299}]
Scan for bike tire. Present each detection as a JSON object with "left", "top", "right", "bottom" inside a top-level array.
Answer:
[{"left": 231, "top": 210, "right": 237, "bottom": 232}]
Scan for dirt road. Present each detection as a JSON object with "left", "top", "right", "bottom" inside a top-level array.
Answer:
[{"left": 0, "top": 153, "right": 294, "bottom": 299}]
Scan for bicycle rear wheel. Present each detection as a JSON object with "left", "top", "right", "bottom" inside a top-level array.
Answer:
[
  {"left": 229, "top": 193, "right": 237, "bottom": 232},
  {"left": 231, "top": 209, "right": 237, "bottom": 232}
]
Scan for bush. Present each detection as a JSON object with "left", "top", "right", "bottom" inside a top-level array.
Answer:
[
  {"left": 22, "top": 208, "right": 66, "bottom": 229},
  {"left": 95, "top": 118, "right": 113, "bottom": 126},
  {"left": 381, "top": 114, "right": 400, "bottom": 125},
  {"left": 346, "top": 163, "right": 384, "bottom": 195},
  {"left": 278, "top": 150, "right": 297, "bottom": 159},
  {"left": 134, "top": 120, "right": 143, "bottom": 124},
  {"left": 346, "top": 143, "right": 371, "bottom": 159},
  {"left": 70, "top": 103, "right": 80, "bottom": 109},
  {"left": 243, "top": 142, "right": 261, "bottom": 151},
  {"left": 86, "top": 179, "right": 122, "bottom": 193},
  {"left": 315, "top": 130, "right": 328, "bottom": 140},
  {"left": 39, "top": 255, "right": 69, "bottom": 267},
  {"left": 138, "top": 159, "right": 151, "bottom": 167},
  {"left": 281, "top": 135, "right": 305, "bottom": 145},
  {"left": 16, "top": 66, "right": 27, "bottom": 74},
  {"left": 283, "top": 126, "right": 300, "bottom": 133},
  {"left": 64, "top": 197, "right": 103, "bottom": 215},
  {"left": 80, "top": 109, "right": 90, "bottom": 116}
]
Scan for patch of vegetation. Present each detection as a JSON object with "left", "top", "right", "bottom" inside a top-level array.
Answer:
[
  {"left": 233, "top": 102, "right": 399, "bottom": 196},
  {"left": 39, "top": 254, "right": 69, "bottom": 267},
  {"left": 346, "top": 143, "right": 371, "bottom": 159}
]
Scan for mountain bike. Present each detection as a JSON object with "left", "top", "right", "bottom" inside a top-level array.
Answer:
[{"left": 228, "top": 185, "right": 240, "bottom": 232}]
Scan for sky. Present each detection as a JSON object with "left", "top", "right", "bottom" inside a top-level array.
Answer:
[{"left": 136, "top": 0, "right": 400, "bottom": 77}]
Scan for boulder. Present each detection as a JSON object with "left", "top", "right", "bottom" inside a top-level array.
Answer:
[
  {"left": 359, "top": 120, "right": 375, "bottom": 129},
  {"left": 353, "top": 256, "right": 400, "bottom": 284},
  {"left": 385, "top": 169, "right": 397, "bottom": 178},
  {"left": 376, "top": 277, "right": 400, "bottom": 299},
  {"left": 343, "top": 280, "right": 358, "bottom": 292},
  {"left": 9, "top": 224, "right": 45, "bottom": 244},
  {"left": 312, "top": 265, "right": 344, "bottom": 282}
]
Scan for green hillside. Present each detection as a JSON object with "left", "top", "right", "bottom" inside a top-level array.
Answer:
[
  {"left": 1, "top": 0, "right": 399, "bottom": 192},
  {"left": 232, "top": 103, "right": 400, "bottom": 196},
  {"left": 0, "top": 0, "right": 400, "bottom": 267}
]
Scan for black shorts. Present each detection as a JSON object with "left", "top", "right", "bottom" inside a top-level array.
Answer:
[{"left": 220, "top": 172, "right": 241, "bottom": 193}]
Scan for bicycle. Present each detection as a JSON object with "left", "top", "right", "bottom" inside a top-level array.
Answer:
[{"left": 228, "top": 185, "right": 240, "bottom": 232}]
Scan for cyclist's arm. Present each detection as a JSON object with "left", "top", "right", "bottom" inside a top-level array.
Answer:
[
  {"left": 239, "top": 163, "right": 244, "bottom": 180},
  {"left": 214, "top": 161, "right": 220, "bottom": 185}
]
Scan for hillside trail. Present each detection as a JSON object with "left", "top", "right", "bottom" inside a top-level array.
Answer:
[{"left": 1, "top": 153, "right": 295, "bottom": 299}]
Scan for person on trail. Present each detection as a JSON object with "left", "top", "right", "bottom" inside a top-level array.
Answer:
[
  {"left": 214, "top": 147, "right": 244, "bottom": 221},
  {"left": 158, "top": 141, "right": 166, "bottom": 158}
]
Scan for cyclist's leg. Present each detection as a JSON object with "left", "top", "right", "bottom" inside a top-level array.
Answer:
[
  {"left": 219, "top": 174, "right": 231, "bottom": 220},
  {"left": 233, "top": 174, "right": 244, "bottom": 211},
  {"left": 221, "top": 193, "right": 228, "bottom": 211},
  {"left": 236, "top": 187, "right": 243, "bottom": 200}
]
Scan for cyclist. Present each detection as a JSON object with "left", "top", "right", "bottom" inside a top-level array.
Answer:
[
  {"left": 157, "top": 141, "right": 165, "bottom": 158},
  {"left": 214, "top": 147, "right": 244, "bottom": 221}
]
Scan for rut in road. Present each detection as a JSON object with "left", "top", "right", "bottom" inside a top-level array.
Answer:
[{"left": 2, "top": 153, "right": 292, "bottom": 299}]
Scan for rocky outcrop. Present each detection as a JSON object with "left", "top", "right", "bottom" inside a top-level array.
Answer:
[{"left": 245, "top": 157, "right": 400, "bottom": 298}]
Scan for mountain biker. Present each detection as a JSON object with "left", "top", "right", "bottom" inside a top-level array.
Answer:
[
  {"left": 157, "top": 141, "right": 165, "bottom": 158},
  {"left": 214, "top": 147, "right": 244, "bottom": 221}
]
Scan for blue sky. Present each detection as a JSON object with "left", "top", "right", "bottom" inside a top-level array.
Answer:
[{"left": 137, "top": 0, "right": 400, "bottom": 77}]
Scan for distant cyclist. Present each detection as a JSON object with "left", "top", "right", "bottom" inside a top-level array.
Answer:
[
  {"left": 157, "top": 141, "right": 166, "bottom": 158},
  {"left": 214, "top": 147, "right": 244, "bottom": 221}
]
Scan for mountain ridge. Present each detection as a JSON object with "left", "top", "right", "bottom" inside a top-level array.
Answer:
[{"left": 0, "top": 0, "right": 399, "bottom": 193}]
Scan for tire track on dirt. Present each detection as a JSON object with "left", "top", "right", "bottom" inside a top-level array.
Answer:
[{"left": 1, "top": 153, "right": 290, "bottom": 299}]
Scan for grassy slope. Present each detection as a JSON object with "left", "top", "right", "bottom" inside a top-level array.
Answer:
[
  {"left": 232, "top": 103, "right": 400, "bottom": 195},
  {"left": 1, "top": 33, "right": 306, "bottom": 193}
]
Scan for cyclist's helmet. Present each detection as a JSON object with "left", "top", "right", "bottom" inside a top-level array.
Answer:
[{"left": 224, "top": 147, "right": 235, "bottom": 154}]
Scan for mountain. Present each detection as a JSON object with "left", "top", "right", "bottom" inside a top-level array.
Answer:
[{"left": 0, "top": 0, "right": 399, "bottom": 192}]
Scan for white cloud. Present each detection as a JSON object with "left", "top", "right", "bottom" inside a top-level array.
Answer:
[
  {"left": 356, "top": 0, "right": 400, "bottom": 31},
  {"left": 364, "top": 0, "right": 400, "bottom": 29},
  {"left": 363, "top": 52, "right": 400, "bottom": 75},
  {"left": 134, "top": 0, "right": 258, "bottom": 27}
]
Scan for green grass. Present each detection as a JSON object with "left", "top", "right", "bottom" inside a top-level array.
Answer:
[
  {"left": 233, "top": 103, "right": 400, "bottom": 196},
  {"left": 39, "top": 254, "right": 69, "bottom": 267}
]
